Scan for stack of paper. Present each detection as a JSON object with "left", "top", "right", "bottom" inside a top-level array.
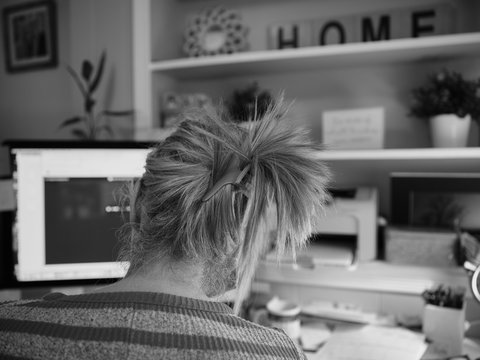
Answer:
[
  {"left": 310, "top": 325, "right": 427, "bottom": 360},
  {"left": 300, "top": 321, "right": 332, "bottom": 352},
  {"left": 302, "top": 301, "right": 378, "bottom": 324}
]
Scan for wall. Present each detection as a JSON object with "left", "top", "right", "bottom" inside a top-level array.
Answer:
[
  {"left": 68, "top": 0, "right": 134, "bottom": 141},
  {"left": 0, "top": 0, "right": 133, "bottom": 176},
  {"left": 0, "top": 0, "right": 71, "bottom": 175}
]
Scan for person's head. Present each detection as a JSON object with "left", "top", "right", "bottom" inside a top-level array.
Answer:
[{"left": 118, "top": 97, "right": 330, "bottom": 312}]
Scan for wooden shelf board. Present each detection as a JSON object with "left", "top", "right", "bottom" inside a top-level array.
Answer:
[
  {"left": 150, "top": 33, "right": 480, "bottom": 79},
  {"left": 314, "top": 147, "right": 480, "bottom": 161},
  {"left": 255, "top": 260, "right": 469, "bottom": 296}
]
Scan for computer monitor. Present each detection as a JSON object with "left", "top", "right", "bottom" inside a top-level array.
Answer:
[{"left": 6, "top": 141, "right": 151, "bottom": 285}]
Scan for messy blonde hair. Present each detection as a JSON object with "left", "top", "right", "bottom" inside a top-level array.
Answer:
[{"left": 118, "top": 97, "right": 330, "bottom": 313}]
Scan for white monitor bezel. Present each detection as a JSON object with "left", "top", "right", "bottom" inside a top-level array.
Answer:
[{"left": 10, "top": 144, "right": 150, "bottom": 283}]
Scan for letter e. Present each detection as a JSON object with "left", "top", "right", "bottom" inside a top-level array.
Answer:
[{"left": 412, "top": 10, "right": 436, "bottom": 37}]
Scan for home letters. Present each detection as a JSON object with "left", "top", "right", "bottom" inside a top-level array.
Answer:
[{"left": 269, "top": 4, "right": 454, "bottom": 49}]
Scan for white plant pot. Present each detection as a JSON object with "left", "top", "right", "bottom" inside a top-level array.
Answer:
[
  {"left": 422, "top": 304, "right": 465, "bottom": 356},
  {"left": 429, "top": 114, "right": 471, "bottom": 148}
]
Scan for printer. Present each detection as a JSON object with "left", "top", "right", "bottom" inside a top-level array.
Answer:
[
  {"left": 311, "top": 187, "right": 378, "bottom": 264},
  {"left": 264, "top": 187, "right": 378, "bottom": 267}
]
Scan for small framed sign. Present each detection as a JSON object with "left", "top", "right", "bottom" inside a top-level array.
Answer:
[
  {"left": 322, "top": 107, "right": 385, "bottom": 150},
  {"left": 2, "top": 1, "right": 58, "bottom": 73}
]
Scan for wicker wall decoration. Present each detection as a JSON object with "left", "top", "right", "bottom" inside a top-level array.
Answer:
[{"left": 183, "top": 7, "right": 249, "bottom": 57}]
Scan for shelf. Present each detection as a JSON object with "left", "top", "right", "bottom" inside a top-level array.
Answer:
[
  {"left": 134, "top": 132, "right": 480, "bottom": 162},
  {"left": 149, "top": 33, "right": 480, "bottom": 80},
  {"left": 255, "top": 260, "right": 469, "bottom": 296},
  {"left": 314, "top": 147, "right": 480, "bottom": 161}
]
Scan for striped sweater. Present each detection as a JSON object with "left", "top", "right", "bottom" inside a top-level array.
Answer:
[{"left": 0, "top": 291, "right": 306, "bottom": 359}]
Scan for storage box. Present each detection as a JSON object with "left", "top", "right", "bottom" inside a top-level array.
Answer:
[{"left": 385, "top": 227, "right": 460, "bottom": 267}]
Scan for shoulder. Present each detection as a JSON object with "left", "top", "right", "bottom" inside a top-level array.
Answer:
[
  {"left": 223, "top": 314, "right": 307, "bottom": 360},
  {"left": 0, "top": 298, "right": 42, "bottom": 309},
  {"left": 0, "top": 293, "right": 66, "bottom": 314},
  {"left": 0, "top": 298, "right": 43, "bottom": 321}
]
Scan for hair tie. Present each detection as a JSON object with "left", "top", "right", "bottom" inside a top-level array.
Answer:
[{"left": 202, "top": 162, "right": 251, "bottom": 202}]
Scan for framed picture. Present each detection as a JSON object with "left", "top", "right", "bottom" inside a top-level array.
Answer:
[
  {"left": 183, "top": 7, "right": 249, "bottom": 57},
  {"left": 321, "top": 107, "right": 385, "bottom": 150},
  {"left": 391, "top": 172, "right": 480, "bottom": 231},
  {"left": 2, "top": 1, "right": 57, "bottom": 73}
]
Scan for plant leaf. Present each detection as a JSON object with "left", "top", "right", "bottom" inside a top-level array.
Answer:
[
  {"left": 66, "top": 65, "right": 87, "bottom": 98},
  {"left": 81, "top": 60, "right": 94, "bottom": 82},
  {"left": 85, "top": 97, "right": 96, "bottom": 113},
  {"left": 97, "top": 124, "right": 114, "bottom": 138},
  {"left": 89, "top": 51, "right": 106, "bottom": 94},
  {"left": 102, "top": 110, "right": 134, "bottom": 117},
  {"left": 72, "top": 128, "right": 89, "bottom": 139},
  {"left": 59, "top": 116, "right": 83, "bottom": 129}
]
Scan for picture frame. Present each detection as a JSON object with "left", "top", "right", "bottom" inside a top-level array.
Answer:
[
  {"left": 183, "top": 7, "right": 249, "bottom": 57},
  {"left": 390, "top": 172, "right": 480, "bottom": 231},
  {"left": 2, "top": 1, "right": 57, "bottom": 73},
  {"left": 321, "top": 107, "right": 385, "bottom": 150}
]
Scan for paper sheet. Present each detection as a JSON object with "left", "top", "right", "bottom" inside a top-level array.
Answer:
[
  {"left": 309, "top": 325, "right": 427, "bottom": 360},
  {"left": 301, "top": 322, "right": 332, "bottom": 352}
]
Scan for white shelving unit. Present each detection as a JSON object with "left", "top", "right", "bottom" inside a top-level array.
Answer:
[{"left": 132, "top": 0, "right": 480, "bottom": 304}]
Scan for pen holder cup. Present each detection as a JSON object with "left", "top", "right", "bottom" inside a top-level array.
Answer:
[
  {"left": 422, "top": 304, "right": 466, "bottom": 357},
  {"left": 250, "top": 297, "right": 301, "bottom": 341},
  {"left": 266, "top": 297, "right": 301, "bottom": 341}
]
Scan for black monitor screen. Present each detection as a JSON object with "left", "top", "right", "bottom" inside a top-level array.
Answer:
[{"left": 45, "top": 177, "right": 126, "bottom": 265}]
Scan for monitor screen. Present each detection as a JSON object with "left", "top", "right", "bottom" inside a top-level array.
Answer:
[{"left": 9, "top": 143, "right": 151, "bottom": 283}]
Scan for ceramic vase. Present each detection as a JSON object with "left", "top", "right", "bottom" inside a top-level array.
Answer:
[{"left": 429, "top": 114, "right": 471, "bottom": 148}]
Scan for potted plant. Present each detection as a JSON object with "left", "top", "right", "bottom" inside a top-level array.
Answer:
[
  {"left": 227, "top": 82, "right": 274, "bottom": 123},
  {"left": 59, "top": 51, "right": 133, "bottom": 140},
  {"left": 409, "top": 69, "right": 480, "bottom": 147}
]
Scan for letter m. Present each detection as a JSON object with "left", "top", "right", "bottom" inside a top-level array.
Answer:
[{"left": 362, "top": 15, "right": 390, "bottom": 41}]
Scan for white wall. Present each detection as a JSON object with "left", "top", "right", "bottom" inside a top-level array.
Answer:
[
  {"left": 68, "top": 0, "right": 133, "bottom": 139},
  {"left": 0, "top": 0, "right": 71, "bottom": 175},
  {"left": 0, "top": 0, "right": 133, "bottom": 176}
]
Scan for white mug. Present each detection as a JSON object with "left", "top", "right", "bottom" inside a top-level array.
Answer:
[{"left": 266, "top": 297, "right": 301, "bottom": 341}]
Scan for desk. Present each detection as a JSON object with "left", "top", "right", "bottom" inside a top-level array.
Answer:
[
  {"left": 420, "top": 338, "right": 480, "bottom": 360},
  {"left": 301, "top": 321, "right": 480, "bottom": 360},
  {"left": 460, "top": 338, "right": 480, "bottom": 359},
  {"left": 306, "top": 338, "right": 480, "bottom": 360}
]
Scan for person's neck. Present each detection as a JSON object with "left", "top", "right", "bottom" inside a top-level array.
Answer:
[{"left": 94, "top": 261, "right": 212, "bottom": 301}]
